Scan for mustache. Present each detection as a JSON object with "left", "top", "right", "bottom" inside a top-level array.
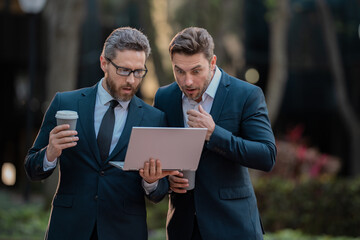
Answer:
[{"left": 120, "top": 84, "right": 134, "bottom": 89}]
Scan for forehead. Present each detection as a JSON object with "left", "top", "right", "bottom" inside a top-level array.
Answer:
[
  {"left": 172, "top": 53, "right": 208, "bottom": 70},
  {"left": 113, "top": 49, "right": 146, "bottom": 68}
]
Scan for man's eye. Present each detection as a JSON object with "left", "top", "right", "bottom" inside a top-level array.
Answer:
[
  {"left": 176, "top": 69, "right": 185, "bottom": 74},
  {"left": 192, "top": 69, "right": 200, "bottom": 74},
  {"left": 119, "top": 68, "right": 131, "bottom": 74}
]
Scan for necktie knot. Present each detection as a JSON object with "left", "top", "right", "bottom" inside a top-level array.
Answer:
[{"left": 109, "top": 99, "right": 119, "bottom": 108}]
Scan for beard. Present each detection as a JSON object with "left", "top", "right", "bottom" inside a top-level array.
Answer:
[{"left": 105, "top": 77, "right": 140, "bottom": 101}]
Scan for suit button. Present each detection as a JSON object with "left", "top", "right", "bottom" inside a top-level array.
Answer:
[
  {"left": 100, "top": 171, "right": 105, "bottom": 176},
  {"left": 94, "top": 195, "right": 98, "bottom": 200}
]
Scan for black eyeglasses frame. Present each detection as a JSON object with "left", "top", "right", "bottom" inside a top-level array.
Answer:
[{"left": 105, "top": 57, "right": 148, "bottom": 78}]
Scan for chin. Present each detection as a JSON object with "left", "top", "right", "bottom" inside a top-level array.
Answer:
[{"left": 118, "top": 94, "right": 134, "bottom": 102}]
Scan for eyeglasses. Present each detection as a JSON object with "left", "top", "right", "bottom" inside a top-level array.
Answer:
[{"left": 106, "top": 57, "right": 148, "bottom": 78}]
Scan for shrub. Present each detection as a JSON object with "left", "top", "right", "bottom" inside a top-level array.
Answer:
[
  {"left": 0, "top": 190, "right": 48, "bottom": 239},
  {"left": 255, "top": 177, "right": 360, "bottom": 237}
]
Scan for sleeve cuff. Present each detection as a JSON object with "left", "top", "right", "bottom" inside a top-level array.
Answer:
[
  {"left": 142, "top": 179, "right": 159, "bottom": 195},
  {"left": 43, "top": 153, "right": 57, "bottom": 171}
]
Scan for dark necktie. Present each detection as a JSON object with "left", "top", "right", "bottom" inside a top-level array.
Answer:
[{"left": 97, "top": 99, "right": 119, "bottom": 162}]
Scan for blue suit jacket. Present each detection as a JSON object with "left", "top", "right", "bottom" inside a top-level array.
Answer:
[
  {"left": 154, "top": 69, "right": 276, "bottom": 240},
  {"left": 25, "top": 83, "right": 169, "bottom": 240}
]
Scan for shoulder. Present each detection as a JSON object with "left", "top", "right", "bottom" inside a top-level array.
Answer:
[
  {"left": 220, "top": 69, "right": 263, "bottom": 95},
  {"left": 57, "top": 84, "right": 97, "bottom": 98},
  {"left": 154, "top": 82, "right": 181, "bottom": 106},
  {"left": 132, "top": 95, "right": 164, "bottom": 115},
  {"left": 156, "top": 82, "right": 179, "bottom": 96},
  {"left": 132, "top": 95, "right": 166, "bottom": 126},
  {"left": 53, "top": 84, "right": 97, "bottom": 103}
]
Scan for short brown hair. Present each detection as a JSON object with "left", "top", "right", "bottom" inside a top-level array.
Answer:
[{"left": 169, "top": 27, "right": 214, "bottom": 62}]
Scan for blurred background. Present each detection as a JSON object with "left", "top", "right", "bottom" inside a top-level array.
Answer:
[{"left": 0, "top": 0, "right": 359, "bottom": 239}]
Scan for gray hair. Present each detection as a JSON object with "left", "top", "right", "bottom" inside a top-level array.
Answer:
[
  {"left": 169, "top": 27, "right": 214, "bottom": 62},
  {"left": 102, "top": 27, "right": 151, "bottom": 60}
]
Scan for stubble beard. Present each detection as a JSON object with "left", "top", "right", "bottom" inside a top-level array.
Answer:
[{"left": 105, "top": 77, "right": 140, "bottom": 101}]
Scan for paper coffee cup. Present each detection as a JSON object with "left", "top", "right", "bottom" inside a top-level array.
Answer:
[
  {"left": 55, "top": 110, "right": 78, "bottom": 130},
  {"left": 182, "top": 170, "right": 196, "bottom": 190}
]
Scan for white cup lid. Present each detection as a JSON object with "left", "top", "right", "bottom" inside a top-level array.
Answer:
[{"left": 55, "top": 110, "right": 78, "bottom": 119}]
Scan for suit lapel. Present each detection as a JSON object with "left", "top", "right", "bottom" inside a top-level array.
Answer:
[
  {"left": 210, "top": 70, "right": 231, "bottom": 123},
  {"left": 106, "top": 96, "right": 143, "bottom": 164},
  {"left": 78, "top": 84, "right": 101, "bottom": 165}
]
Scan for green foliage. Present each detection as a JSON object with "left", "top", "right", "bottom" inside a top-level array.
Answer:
[
  {"left": 146, "top": 196, "right": 169, "bottom": 230},
  {"left": 255, "top": 177, "right": 360, "bottom": 237},
  {"left": 0, "top": 191, "right": 49, "bottom": 239},
  {"left": 264, "top": 229, "right": 360, "bottom": 240},
  {"left": 148, "top": 228, "right": 360, "bottom": 240}
]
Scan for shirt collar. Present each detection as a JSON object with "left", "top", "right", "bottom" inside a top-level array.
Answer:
[
  {"left": 182, "top": 66, "right": 222, "bottom": 102},
  {"left": 98, "top": 78, "right": 130, "bottom": 110}
]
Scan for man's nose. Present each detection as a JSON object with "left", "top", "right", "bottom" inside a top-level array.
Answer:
[
  {"left": 126, "top": 73, "right": 135, "bottom": 84},
  {"left": 184, "top": 74, "right": 193, "bottom": 86}
]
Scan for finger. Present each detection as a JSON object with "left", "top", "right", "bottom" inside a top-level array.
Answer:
[
  {"left": 156, "top": 159, "right": 162, "bottom": 176},
  {"left": 52, "top": 124, "right": 70, "bottom": 134},
  {"left": 149, "top": 159, "right": 156, "bottom": 176},
  {"left": 187, "top": 115, "right": 196, "bottom": 122},
  {"left": 57, "top": 141, "right": 78, "bottom": 150},
  {"left": 58, "top": 130, "right": 78, "bottom": 138},
  {"left": 188, "top": 109, "right": 204, "bottom": 117},
  {"left": 170, "top": 181, "right": 189, "bottom": 189},
  {"left": 187, "top": 120, "right": 196, "bottom": 128},
  {"left": 143, "top": 162, "right": 150, "bottom": 177},
  {"left": 170, "top": 187, "right": 187, "bottom": 194},
  {"left": 139, "top": 169, "right": 145, "bottom": 178},
  {"left": 169, "top": 175, "right": 188, "bottom": 184},
  {"left": 198, "top": 105, "right": 208, "bottom": 115},
  {"left": 55, "top": 136, "right": 79, "bottom": 145},
  {"left": 163, "top": 170, "right": 180, "bottom": 176}
]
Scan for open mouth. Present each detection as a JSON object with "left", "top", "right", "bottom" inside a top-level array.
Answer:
[
  {"left": 185, "top": 88, "right": 197, "bottom": 94},
  {"left": 122, "top": 87, "right": 133, "bottom": 92}
]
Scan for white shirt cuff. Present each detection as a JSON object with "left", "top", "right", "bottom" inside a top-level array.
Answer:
[
  {"left": 142, "top": 179, "right": 158, "bottom": 195},
  {"left": 43, "top": 153, "right": 57, "bottom": 171}
]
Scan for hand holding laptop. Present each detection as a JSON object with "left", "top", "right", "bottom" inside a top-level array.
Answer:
[
  {"left": 139, "top": 158, "right": 179, "bottom": 184},
  {"left": 110, "top": 127, "right": 207, "bottom": 171}
]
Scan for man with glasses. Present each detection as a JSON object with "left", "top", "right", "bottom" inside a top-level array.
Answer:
[{"left": 25, "top": 27, "right": 177, "bottom": 240}]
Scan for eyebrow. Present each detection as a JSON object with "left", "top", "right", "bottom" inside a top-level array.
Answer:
[{"left": 174, "top": 64, "right": 202, "bottom": 71}]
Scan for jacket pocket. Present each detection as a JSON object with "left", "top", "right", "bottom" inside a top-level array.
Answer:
[
  {"left": 219, "top": 186, "right": 252, "bottom": 200},
  {"left": 52, "top": 194, "right": 74, "bottom": 208}
]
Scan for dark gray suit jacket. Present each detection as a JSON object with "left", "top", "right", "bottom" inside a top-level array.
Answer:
[
  {"left": 154, "top": 68, "right": 276, "bottom": 240},
  {"left": 25, "top": 83, "right": 169, "bottom": 240}
]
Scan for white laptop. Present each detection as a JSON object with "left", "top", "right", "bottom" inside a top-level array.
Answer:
[{"left": 109, "top": 127, "right": 207, "bottom": 171}]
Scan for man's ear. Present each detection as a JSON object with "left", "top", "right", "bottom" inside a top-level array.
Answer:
[
  {"left": 210, "top": 55, "right": 217, "bottom": 70},
  {"left": 100, "top": 55, "right": 107, "bottom": 72}
]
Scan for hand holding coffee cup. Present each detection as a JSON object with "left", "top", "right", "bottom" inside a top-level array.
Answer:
[
  {"left": 168, "top": 171, "right": 196, "bottom": 193},
  {"left": 46, "top": 111, "right": 79, "bottom": 162}
]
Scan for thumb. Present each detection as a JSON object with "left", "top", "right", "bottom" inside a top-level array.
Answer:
[
  {"left": 164, "top": 170, "right": 180, "bottom": 176},
  {"left": 198, "top": 105, "right": 207, "bottom": 114}
]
